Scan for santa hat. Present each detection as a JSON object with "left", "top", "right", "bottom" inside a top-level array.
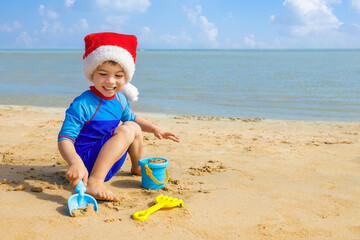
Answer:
[{"left": 83, "top": 32, "right": 139, "bottom": 101}]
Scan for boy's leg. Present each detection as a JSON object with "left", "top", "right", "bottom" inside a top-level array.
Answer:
[
  {"left": 86, "top": 121, "right": 143, "bottom": 201},
  {"left": 128, "top": 123, "right": 143, "bottom": 175}
]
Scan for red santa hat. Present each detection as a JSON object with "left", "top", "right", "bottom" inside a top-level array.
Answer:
[{"left": 83, "top": 32, "right": 139, "bottom": 101}]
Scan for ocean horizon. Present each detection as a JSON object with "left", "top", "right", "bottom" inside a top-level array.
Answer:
[{"left": 0, "top": 49, "right": 359, "bottom": 121}]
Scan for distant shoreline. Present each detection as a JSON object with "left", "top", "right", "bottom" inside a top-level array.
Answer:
[
  {"left": 1, "top": 104, "right": 359, "bottom": 123},
  {"left": 1, "top": 48, "right": 360, "bottom": 52}
]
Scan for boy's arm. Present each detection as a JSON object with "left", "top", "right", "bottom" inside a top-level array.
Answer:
[
  {"left": 58, "top": 140, "right": 89, "bottom": 188},
  {"left": 134, "top": 116, "right": 180, "bottom": 142}
]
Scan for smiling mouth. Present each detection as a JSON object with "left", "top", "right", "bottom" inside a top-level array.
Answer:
[{"left": 103, "top": 86, "right": 116, "bottom": 91}]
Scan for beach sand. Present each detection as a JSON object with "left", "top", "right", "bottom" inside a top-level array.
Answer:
[{"left": 0, "top": 105, "right": 359, "bottom": 240}]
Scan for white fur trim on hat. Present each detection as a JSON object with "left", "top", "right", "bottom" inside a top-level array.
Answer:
[
  {"left": 121, "top": 82, "right": 139, "bottom": 102},
  {"left": 83, "top": 45, "right": 135, "bottom": 83}
]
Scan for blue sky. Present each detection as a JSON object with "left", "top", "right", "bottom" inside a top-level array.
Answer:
[{"left": 1, "top": 0, "right": 360, "bottom": 49}]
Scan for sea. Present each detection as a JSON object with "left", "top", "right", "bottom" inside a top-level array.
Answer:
[{"left": 0, "top": 49, "right": 359, "bottom": 121}]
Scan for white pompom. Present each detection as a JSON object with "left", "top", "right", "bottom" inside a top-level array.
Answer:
[{"left": 121, "top": 83, "right": 139, "bottom": 102}]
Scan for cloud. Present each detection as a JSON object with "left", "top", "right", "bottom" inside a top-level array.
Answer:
[
  {"left": 0, "top": 21, "right": 22, "bottom": 32},
  {"left": 67, "top": 18, "right": 89, "bottom": 35},
  {"left": 97, "top": 15, "right": 130, "bottom": 32},
  {"left": 159, "top": 31, "right": 192, "bottom": 47},
  {"left": 38, "top": 5, "right": 63, "bottom": 34},
  {"left": 183, "top": 5, "right": 218, "bottom": 43},
  {"left": 39, "top": 5, "right": 45, "bottom": 16},
  {"left": 96, "top": 0, "right": 151, "bottom": 13},
  {"left": 227, "top": 11, "right": 234, "bottom": 20},
  {"left": 138, "top": 27, "right": 192, "bottom": 48},
  {"left": 269, "top": 0, "right": 357, "bottom": 48},
  {"left": 39, "top": 5, "right": 59, "bottom": 19},
  {"left": 243, "top": 35, "right": 256, "bottom": 48},
  {"left": 141, "top": 26, "right": 151, "bottom": 35},
  {"left": 138, "top": 26, "right": 152, "bottom": 43},
  {"left": 15, "top": 31, "right": 36, "bottom": 48},
  {"left": 73, "top": 18, "right": 89, "bottom": 31},
  {"left": 270, "top": 15, "right": 276, "bottom": 22},
  {"left": 242, "top": 34, "right": 270, "bottom": 49},
  {"left": 280, "top": 0, "right": 342, "bottom": 36},
  {"left": 198, "top": 16, "right": 218, "bottom": 42},
  {"left": 79, "top": 19, "right": 89, "bottom": 30},
  {"left": 47, "top": 9, "right": 59, "bottom": 19},
  {"left": 65, "top": 0, "right": 75, "bottom": 8},
  {"left": 41, "top": 20, "right": 49, "bottom": 33},
  {"left": 184, "top": 5, "right": 202, "bottom": 25},
  {"left": 351, "top": 0, "right": 360, "bottom": 12},
  {"left": 106, "top": 15, "right": 129, "bottom": 26}
]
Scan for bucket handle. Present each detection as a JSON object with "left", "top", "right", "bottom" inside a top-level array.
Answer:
[{"left": 144, "top": 164, "right": 169, "bottom": 185}]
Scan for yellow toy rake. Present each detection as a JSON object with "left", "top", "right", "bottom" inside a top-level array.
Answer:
[{"left": 133, "top": 194, "right": 184, "bottom": 221}]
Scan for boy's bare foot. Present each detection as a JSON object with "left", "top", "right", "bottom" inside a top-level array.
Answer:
[{"left": 86, "top": 178, "right": 120, "bottom": 201}]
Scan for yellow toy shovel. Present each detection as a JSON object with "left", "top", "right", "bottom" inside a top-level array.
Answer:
[{"left": 133, "top": 194, "right": 184, "bottom": 221}]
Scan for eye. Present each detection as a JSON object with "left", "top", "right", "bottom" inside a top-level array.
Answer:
[
  {"left": 99, "top": 73, "right": 107, "bottom": 76},
  {"left": 115, "top": 74, "right": 124, "bottom": 78}
]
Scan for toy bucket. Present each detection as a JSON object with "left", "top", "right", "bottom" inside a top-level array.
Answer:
[{"left": 138, "top": 157, "right": 169, "bottom": 189}]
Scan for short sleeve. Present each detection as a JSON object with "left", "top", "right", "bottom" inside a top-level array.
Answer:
[
  {"left": 118, "top": 94, "right": 136, "bottom": 122},
  {"left": 58, "top": 99, "right": 90, "bottom": 143}
]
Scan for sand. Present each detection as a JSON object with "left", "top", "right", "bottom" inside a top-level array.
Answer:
[
  {"left": 71, "top": 204, "right": 97, "bottom": 218},
  {"left": 148, "top": 158, "right": 167, "bottom": 164},
  {"left": 0, "top": 105, "right": 359, "bottom": 239}
]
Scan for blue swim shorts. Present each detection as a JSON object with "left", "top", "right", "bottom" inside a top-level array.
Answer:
[{"left": 77, "top": 129, "right": 127, "bottom": 182}]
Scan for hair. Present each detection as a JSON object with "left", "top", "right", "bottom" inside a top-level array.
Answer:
[{"left": 105, "top": 60, "right": 119, "bottom": 66}]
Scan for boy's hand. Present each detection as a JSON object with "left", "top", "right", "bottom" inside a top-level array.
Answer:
[
  {"left": 154, "top": 128, "right": 180, "bottom": 142},
  {"left": 134, "top": 116, "right": 180, "bottom": 142},
  {"left": 66, "top": 161, "right": 89, "bottom": 189}
]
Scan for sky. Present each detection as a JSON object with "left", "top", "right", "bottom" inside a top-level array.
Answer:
[{"left": 1, "top": 0, "right": 360, "bottom": 49}]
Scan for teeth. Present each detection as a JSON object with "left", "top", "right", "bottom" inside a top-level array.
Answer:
[{"left": 104, "top": 87, "right": 115, "bottom": 90}]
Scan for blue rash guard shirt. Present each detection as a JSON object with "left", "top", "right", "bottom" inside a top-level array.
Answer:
[{"left": 58, "top": 86, "right": 136, "bottom": 181}]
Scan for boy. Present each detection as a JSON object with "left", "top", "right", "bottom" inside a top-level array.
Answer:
[{"left": 58, "top": 32, "right": 179, "bottom": 201}]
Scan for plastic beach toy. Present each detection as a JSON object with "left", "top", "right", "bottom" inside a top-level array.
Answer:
[
  {"left": 138, "top": 157, "right": 169, "bottom": 189},
  {"left": 132, "top": 194, "right": 184, "bottom": 221},
  {"left": 68, "top": 180, "right": 98, "bottom": 216}
]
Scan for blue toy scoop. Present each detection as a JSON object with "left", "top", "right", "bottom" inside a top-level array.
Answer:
[{"left": 68, "top": 180, "right": 98, "bottom": 216}]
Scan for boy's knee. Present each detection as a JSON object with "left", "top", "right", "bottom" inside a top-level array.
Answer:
[
  {"left": 123, "top": 121, "right": 142, "bottom": 137},
  {"left": 114, "top": 123, "right": 134, "bottom": 140},
  {"left": 114, "top": 121, "right": 142, "bottom": 139}
]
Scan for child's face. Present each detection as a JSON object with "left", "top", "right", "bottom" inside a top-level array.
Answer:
[{"left": 92, "top": 61, "right": 126, "bottom": 98}]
